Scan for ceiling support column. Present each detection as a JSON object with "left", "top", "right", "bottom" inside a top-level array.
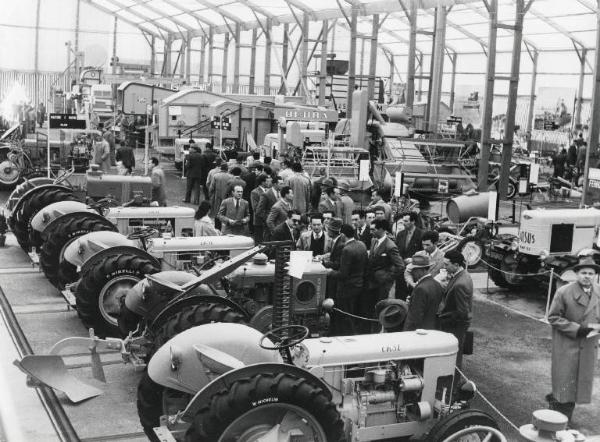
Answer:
[
  {"left": 199, "top": 36, "right": 206, "bottom": 84},
  {"left": 221, "top": 32, "right": 230, "bottom": 93},
  {"left": 405, "top": 0, "right": 417, "bottom": 112},
  {"left": 233, "top": 24, "right": 241, "bottom": 93},
  {"left": 249, "top": 29, "right": 257, "bottom": 94},
  {"left": 207, "top": 27, "right": 214, "bottom": 90},
  {"left": 318, "top": 20, "right": 328, "bottom": 106},
  {"left": 367, "top": 14, "right": 379, "bottom": 101},
  {"left": 427, "top": 6, "right": 447, "bottom": 134},
  {"left": 264, "top": 18, "right": 273, "bottom": 95},
  {"left": 525, "top": 49, "right": 538, "bottom": 141},
  {"left": 346, "top": 1, "right": 359, "bottom": 117},
  {"left": 575, "top": 48, "right": 587, "bottom": 128}
]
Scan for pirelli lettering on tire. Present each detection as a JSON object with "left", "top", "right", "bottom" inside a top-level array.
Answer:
[
  {"left": 107, "top": 269, "right": 139, "bottom": 278},
  {"left": 252, "top": 397, "right": 279, "bottom": 407}
]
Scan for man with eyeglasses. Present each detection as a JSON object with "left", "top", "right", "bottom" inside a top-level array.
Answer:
[{"left": 271, "top": 209, "right": 301, "bottom": 244}]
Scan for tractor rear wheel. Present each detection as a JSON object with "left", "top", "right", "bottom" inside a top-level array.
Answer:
[
  {"left": 137, "top": 372, "right": 190, "bottom": 442},
  {"left": 185, "top": 372, "right": 344, "bottom": 442},
  {"left": 151, "top": 302, "right": 246, "bottom": 353},
  {"left": 11, "top": 187, "right": 78, "bottom": 251},
  {"left": 425, "top": 410, "right": 500, "bottom": 442},
  {"left": 75, "top": 251, "right": 160, "bottom": 338},
  {"left": 39, "top": 215, "right": 117, "bottom": 288}
]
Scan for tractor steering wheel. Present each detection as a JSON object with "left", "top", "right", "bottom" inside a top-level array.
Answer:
[
  {"left": 88, "top": 197, "right": 120, "bottom": 216},
  {"left": 127, "top": 227, "right": 159, "bottom": 241},
  {"left": 259, "top": 325, "right": 309, "bottom": 351}
]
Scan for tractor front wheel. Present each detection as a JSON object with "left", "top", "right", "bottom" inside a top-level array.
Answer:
[
  {"left": 11, "top": 187, "right": 78, "bottom": 251},
  {"left": 75, "top": 251, "right": 160, "bottom": 338},
  {"left": 39, "top": 214, "right": 117, "bottom": 288},
  {"left": 457, "top": 236, "right": 483, "bottom": 268},
  {"left": 425, "top": 410, "right": 501, "bottom": 442},
  {"left": 184, "top": 372, "right": 344, "bottom": 442}
]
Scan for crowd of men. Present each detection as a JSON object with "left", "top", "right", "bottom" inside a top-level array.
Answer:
[{"left": 184, "top": 144, "right": 474, "bottom": 368}]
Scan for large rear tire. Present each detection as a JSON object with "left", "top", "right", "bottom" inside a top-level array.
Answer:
[
  {"left": 137, "top": 372, "right": 189, "bottom": 442},
  {"left": 185, "top": 372, "right": 344, "bottom": 442},
  {"left": 425, "top": 410, "right": 500, "bottom": 442},
  {"left": 11, "top": 187, "right": 78, "bottom": 251},
  {"left": 152, "top": 302, "right": 247, "bottom": 352},
  {"left": 39, "top": 214, "right": 117, "bottom": 288},
  {"left": 75, "top": 251, "right": 160, "bottom": 337}
]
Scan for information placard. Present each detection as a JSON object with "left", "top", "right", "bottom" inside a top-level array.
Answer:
[{"left": 48, "top": 114, "right": 86, "bottom": 129}]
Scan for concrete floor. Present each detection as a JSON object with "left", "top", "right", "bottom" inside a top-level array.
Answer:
[{"left": 0, "top": 155, "right": 598, "bottom": 441}]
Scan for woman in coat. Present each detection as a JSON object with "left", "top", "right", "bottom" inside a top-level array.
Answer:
[
  {"left": 194, "top": 201, "right": 220, "bottom": 236},
  {"left": 547, "top": 256, "right": 600, "bottom": 421}
]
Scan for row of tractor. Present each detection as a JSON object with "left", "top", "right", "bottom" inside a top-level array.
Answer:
[{"left": 5, "top": 173, "right": 513, "bottom": 441}]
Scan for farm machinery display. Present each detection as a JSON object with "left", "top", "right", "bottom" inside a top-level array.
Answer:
[
  {"left": 484, "top": 207, "right": 600, "bottom": 290},
  {"left": 15, "top": 240, "right": 501, "bottom": 442}
]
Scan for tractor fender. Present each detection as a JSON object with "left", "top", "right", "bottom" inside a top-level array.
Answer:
[
  {"left": 62, "top": 232, "right": 136, "bottom": 267},
  {"left": 9, "top": 184, "right": 75, "bottom": 218},
  {"left": 181, "top": 363, "right": 333, "bottom": 421},
  {"left": 30, "top": 201, "right": 93, "bottom": 234},
  {"left": 148, "top": 323, "right": 282, "bottom": 395},
  {"left": 124, "top": 270, "right": 196, "bottom": 318},
  {"left": 41, "top": 211, "right": 117, "bottom": 242},
  {"left": 148, "top": 293, "right": 250, "bottom": 332}
]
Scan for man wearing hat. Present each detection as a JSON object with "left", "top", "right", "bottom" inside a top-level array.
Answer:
[
  {"left": 546, "top": 255, "right": 600, "bottom": 421},
  {"left": 322, "top": 218, "right": 346, "bottom": 300},
  {"left": 438, "top": 249, "right": 473, "bottom": 369},
  {"left": 376, "top": 299, "right": 409, "bottom": 332},
  {"left": 403, "top": 251, "right": 445, "bottom": 331}
]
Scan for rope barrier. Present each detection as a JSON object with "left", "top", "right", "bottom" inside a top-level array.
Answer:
[
  {"left": 331, "top": 307, "right": 380, "bottom": 323},
  {"left": 478, "top": 255, "right": 553, "bottom": 277},
  {"left": 455, "top": 366, "right": 522, "bottom": 434}
]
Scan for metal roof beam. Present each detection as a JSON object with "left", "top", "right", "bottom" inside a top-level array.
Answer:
[
  {"left": 159, "top": 0, "right": 216, "bottom": 28},
  {"left": 101, "top": 0, "right": 175, "bottom": 34},
  {"left": 574, "top": 0, "right": 597, "bottom": 12},
  {"left": 424, "top": 9, "right": 487, "bottom": 48},
  {"left": 129, "top": 0, "right": 196, "bottom": 33},
  {"left": 527, "top": 5, "right": 587, "bottom": 49},
  {"left": 193, "top": 0, "right": 247, "bottom": 26},
  {"left": 82, "top": 0, "right": 161, "bottom": 38},
  {"left": 238, "top": 0, "right": 280, "bottom": 25}
]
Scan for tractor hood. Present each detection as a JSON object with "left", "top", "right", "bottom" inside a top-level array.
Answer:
[
  {"left": 106, "top": 206, "right": 195, "bottom": 220},
  {"left": 297, "top": 330, "right": 458, "bottom": 368},
  {"left": 63, "top": 231, "right": 135, "bottom": 267},
  {"left": 148, "top": 323, "right": 281, "bottom": 395},
  {"left": 30, "top": 201, "right": 94, "bottom": 233},
  {"left": 147, "top": 235, "right": 254, "bottom": 255}
]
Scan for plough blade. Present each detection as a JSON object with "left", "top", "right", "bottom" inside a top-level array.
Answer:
[{"left": 14, "top": 355, "right": 103, "bottom": 403}]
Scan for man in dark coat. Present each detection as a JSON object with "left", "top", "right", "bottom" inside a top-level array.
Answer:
[
  {"left": 271, "top": 209, "right": 301, "bottom": 244},
  {"left": 395, "top": 211, "right": 424, "bottom": 300},
  {"left": 255, "top": 176, "right": 283, "bottom": 241},
  {"left": 438, "top": 250, "right": 473, "bottom": 369},
  {"left": 250, "top": 174, "right": 271, "bottom": 243},
  {"left": 363, "top": 219, "right": 403, "bottom": 319},
  {"left": 322, "top": 218, "right": 346, "bottom": 303},
  {"left": 184, "top": 145, "right": 204, "bottom": 204},
  {"left": 328, "top": 224, "right": 368, "bottom": 335},
  {"left": 403, "top": 251, "right": 444, "bottom": 331},
  {"left": 116, "top": 143, "right": 135, "bottom": 174},
  {"left": 352, "top": 209, "right": 371, "bottom": 249},
  {"left": 226, "top": 167, "right": 247, "bottom": 197},
  {"left": 266, "top": 186, "right": 293, "bottom": 235},
  {"left": 546, "top": 256, "right": 600, "bottom": 421}
]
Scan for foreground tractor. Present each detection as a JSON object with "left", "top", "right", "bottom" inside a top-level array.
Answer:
[
  {"left": 144, "top": 322, "right": 499, "bottom": 442},
  {"left": 484, "top": 207, "right": 600, "bottom": 290}
]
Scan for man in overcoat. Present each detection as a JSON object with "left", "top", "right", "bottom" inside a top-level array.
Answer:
[
  {"left": 546, "top": 256, "right": 600, "bottom": 421},
  {"left": 403, "top": 251, "right": 444, "bottom": 331}
]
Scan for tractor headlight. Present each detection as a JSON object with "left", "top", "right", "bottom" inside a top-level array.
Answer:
[
  {"left": 540, "top": 249, "right": 550, "bottom": 261},
  {"left": 510, "top": 240, "right": 519, "bottom": 251},
  {"left": 458, "top": 380, "right": 477, "bottom": 401}
]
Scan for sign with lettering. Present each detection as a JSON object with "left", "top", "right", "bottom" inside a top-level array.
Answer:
[
  {"left": 586, "top": 167, "right": 600, "bottom": 205},
  {"left": 49, "top": 114, "right": 86, "bottom": 129},
  {"left": 273, "top": 107, "right": 338, "bottom": 123}
]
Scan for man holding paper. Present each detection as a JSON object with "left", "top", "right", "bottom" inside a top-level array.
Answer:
[{"left": 546, "top": 255, "right": 600, "bottom": 422}]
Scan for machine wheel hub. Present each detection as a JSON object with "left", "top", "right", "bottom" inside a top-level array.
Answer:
[{"left": 98, "top": 276, "right": 139, "bottom": 326}]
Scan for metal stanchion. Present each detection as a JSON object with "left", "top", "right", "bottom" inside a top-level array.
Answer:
[{"left": 543, "top": 268, "right": 554, "bottom": 322}]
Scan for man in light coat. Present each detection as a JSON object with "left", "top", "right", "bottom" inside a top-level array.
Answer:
[
  {"left": 266, "top": 186, "right": 293, "bottom": 234},
  {"left": 546, "top": 256, "right": 600, "bottom": 421},
  {"left": 336, "top": 182, "right": 355, "bottom": 225},
  {"left": 208, "top": 163, "right": 233, "bottom": 219},
  {"left": 286, "top": 162, "right": 311, "bottom": 213}
]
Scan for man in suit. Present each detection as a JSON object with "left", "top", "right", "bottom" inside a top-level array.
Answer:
[
  {"left": 286, "top": 162, "right": 312, "bottom": 213},
  {"left": 403, "top": 251, "right": 445, "bottom": 331},
  {"left": 351, "top": 209, "right": 371, "bottom": 249},
  {"left": 328, "top": 223, "right": 368, "bottom": 335},
  {"left": 363, "top": 219, "right": 403, "bottom": 319},
  {"left": 255, "top": 176, "right": 283, "bottom": 241},
  {"left": 438, "top": 250, "right": 473, "bottom": 369},
  {"left": 318, "top": 186, "right": 343, "bottom": 218},
  {"left": 250, "top": 174, "right": 271, "bottom": 243},
  {"left": 296, "top": 213, "right": 333, "bottom": 257},
  {"left": 218, "top": 185, "right": 251, "bottom": 236},
  {"left": 184, "top": 144, "right": 204, "bottom": 204},
  {"left": 208, "top": 163, "right": 233, "bottom": 220},
  {"left": 322, "top": 218, "right": 345, "bottom": 301},
  {"left": 366, "top": 189, "right": 392, "bottom": 223},
  {"left": 271, "top": 209, "right": 301, "bottom": 244},
  {"left": 395, "top": 212, "right": 424, "bottom": 300},
  {"left": 266, "top": 186, "right": 294, "bottom": 235}
]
